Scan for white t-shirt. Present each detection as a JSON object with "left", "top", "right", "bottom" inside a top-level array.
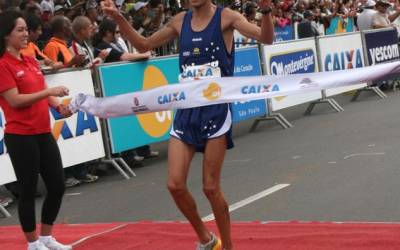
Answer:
[
  {"left": 357, "top": 8, "right": 378, "bottom": 30},
  {"left": 372, "top": 12, "right": 391, "bottom": 28}
]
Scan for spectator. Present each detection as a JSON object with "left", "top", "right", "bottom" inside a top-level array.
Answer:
[
  {"left": 85, "top": 0, "right": 99, "bottom": 33},
  {"left": 372, "top": 0, "right": 391, "bottom": 28},
  {"left": 274, "top": 7, "right": 292, "bottom": 28},
  {"left": 145, "top": 0, "right": 166, "bottom": 37},
  {"left": 131, "top": 1, "right": 151, "bottom": 33},
  {"left": 20, "top": 14, "right": 64, "bottom": 70},
  {"left": 61, "top": 15, "right": 105, "bottom": 188},
  {"left": 40, "top": 0, "right": 55, "bottom": 14},
  {"left": 93, "top": 19, "right": 151, "bottom": 63},
  {"left": 24, "top": 5, "right": 42, "bottom": 18},
  {"left": 297, "top": 10, "right": 321, "bottom": 38},
  {"left": 357, "top": 0, "right": 378, "bottom": 30},
  {"left": 372, "top": 0, "right": 400, "bottom": 28},
  {"left": 0, "top": 10, "right": 71, "bottom": 250},
  {"left": 38, "top": 3, "right": 54, "bottom": 45},
  {"left": 244, "top": 1, "right": 257, "bottom": 24},
  {"left": 292, "top": 0, "right": 306, "bottom": 22},
  {"left": 43, "top": 15, "right": 85, "bottom": 67},
  {"left": 53, "top": 4, "right": 65, "bottom": 16},
  {"left": 70, "top": 15, "right": 109, "bottom": 67}
]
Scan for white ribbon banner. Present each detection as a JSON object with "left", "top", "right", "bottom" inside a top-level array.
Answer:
[{"left": 70, "top": 62, "right": 400, "bottom": 118}]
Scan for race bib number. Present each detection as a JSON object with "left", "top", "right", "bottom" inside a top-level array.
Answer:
[{"left": 179, "top": 64, "right": 221, "bottom": 83}]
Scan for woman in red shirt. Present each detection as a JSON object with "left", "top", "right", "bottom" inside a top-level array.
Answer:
[{"left": 0, "top": 11, "right": 72, "bottom": 250}]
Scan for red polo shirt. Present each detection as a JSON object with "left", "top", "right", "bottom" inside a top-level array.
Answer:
[{"left": 0, "top": 52, "right": 51, "bottom": 135}]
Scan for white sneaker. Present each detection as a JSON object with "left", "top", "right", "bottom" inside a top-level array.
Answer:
[
  {"left": 28, "top": 241, "right": 50, "bottom": 250},
  {"left": 40, "top": 237, "right": 72, "bottom": 250}
]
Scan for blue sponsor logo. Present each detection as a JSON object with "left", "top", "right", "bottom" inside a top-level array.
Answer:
[
  {"left": 270, "top": 49, "right": 316, "bottom": 75},
  {"left": 324, "top": 49, "right": 363, "bottom": 71},
  {"left": 51, "top": 107, "right": 98, "bottom": 141},
  {"left": 241, "top": 84, "right": 280, "bottom": 94},
  {"left": 181, "top": 67, "right": 214, "bottom": 79},
  {"left": 157, "top": 92, "right": 186, "bottom": 104}
]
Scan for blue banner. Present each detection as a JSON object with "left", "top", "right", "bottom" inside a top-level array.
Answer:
[
  {"left": 364, "top": 29, "right": 399, "bottom": 65},
  {"left": 99, "top": 57, "right": 180, "bottom": 153},
  {"left": 269, "top": 49, "right": 316, "bottom": 75},
  {"left": 232, "top": 47, "right": 266, "bottom": 123},
  {"left": 274, "top": 26, "right": 294, "bottom": 42}
]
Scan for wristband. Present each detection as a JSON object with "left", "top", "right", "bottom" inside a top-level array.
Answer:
[{"left": 260, "top": 7, "right": 273, "bottom": 15}]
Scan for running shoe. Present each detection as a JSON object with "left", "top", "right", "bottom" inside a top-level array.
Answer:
[
  {"left": 65, "top": 177, "right": 81, "bottom": 188},
  {"left": 40, "top": 237, "right": 72, "bottom": 250},
  {"left": 196, "top": 233, "right": 222, "bottom": 250},
  {"left": 0, "top": 196, "right": 13, "bottom": 207},
  {"left": 27, "top": 241, "right": 49, "bottom": 250},
  {"left": 78, "top": 174, "right": 98, "bottom": 183}
]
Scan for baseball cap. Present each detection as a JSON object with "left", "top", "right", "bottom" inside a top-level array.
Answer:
[
  {"left": 54, "top": 5, "right": 65, "bottom": 12},
  {"left": 134, "top": 2, "right": 148, "bottom": 11},
  {"left": 364, "top": 0, "right": 376, "bottom": 7}
]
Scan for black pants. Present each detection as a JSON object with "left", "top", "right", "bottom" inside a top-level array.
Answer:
[{"left": 5, "top": 133, "right": 65, "bottom": 232}]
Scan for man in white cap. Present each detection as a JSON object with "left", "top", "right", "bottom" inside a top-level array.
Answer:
[
  {"left": 372, "top": 0, "right": 400, "bottom": 29},
  {"left": 134, "top": 1, "right": 148, "bottom": 11},
  {"left": 357, "top": 0, "right": 378, "bottom": 30},
  {"left": 40, "top": 0, "right": 54, "bottom": 14}
]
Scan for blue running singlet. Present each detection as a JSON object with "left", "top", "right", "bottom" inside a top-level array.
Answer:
[{"left": 170, "top": 6, "right": 235, "bottom": 152}]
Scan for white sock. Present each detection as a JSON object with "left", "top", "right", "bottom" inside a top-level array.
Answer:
[{"left": 39, "top": 235, "right": 52, "bottom": 242}]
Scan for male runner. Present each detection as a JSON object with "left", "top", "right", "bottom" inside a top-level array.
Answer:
[{"left": 101, "top": 0, "right": 274, "bottom": 249}]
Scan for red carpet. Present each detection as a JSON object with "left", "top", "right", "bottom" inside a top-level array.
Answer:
[
  {"left": 0, "top": 223, "right": 123, "bottom": 250},
  {"left": 2, "top": 221, "right": 400, "bottom": 250}
]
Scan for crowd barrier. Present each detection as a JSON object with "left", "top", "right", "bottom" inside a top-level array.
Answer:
[
  {"left": 0, "top": 28, "right": 399, "bottom": 218},
  {"left": 234, "top": 17, "right": 356, "bottom": 46}
]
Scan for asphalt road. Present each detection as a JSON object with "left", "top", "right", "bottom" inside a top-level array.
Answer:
[{"left": 2, "top": 89, "right": 400, "bottom": 225}]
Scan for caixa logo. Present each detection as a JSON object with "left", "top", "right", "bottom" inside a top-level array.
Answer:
[
  {"left": 51, "top": 99, "right": 98, "bottom": 141},
  {"left": 324, "top": 49, "right": 363, "bottom": 71},
  {"left": 270, "top": 49, "right": 315, "bottom": 75},
  {"left": 241, "top": 84, "right": 280, "bottom": 94},
  {"left": 157, "top": 91, "right": 186, "bottom": 104}
]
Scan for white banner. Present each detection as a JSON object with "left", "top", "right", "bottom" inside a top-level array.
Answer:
[
  {"left": 0, "top": 69, "right": 105, "bottom": 185},
  {"left": 70, "top": 62, "right": 400, "bottom": 118},
  {"left": 0, "top": 111, "right": 15, "bottom": 185},
  {"left": 262, "top": 39, "right": 322, "bottom": 111},
  {"left": 318, "top": 32, "right": 367, "bottom": 97}
]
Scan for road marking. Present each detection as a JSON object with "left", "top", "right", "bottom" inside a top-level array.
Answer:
[
  {"left": 71, "top": 224, "right": 128, "bottom": 246},
  {"left": 343, "top": 152, "right": 385, "bottom": 160},
  {"left": 202, "top": 184, "right": 290, "bottom": 222},
  {"left": 65, "top": 193, "right": 81, "bottom": 196}
]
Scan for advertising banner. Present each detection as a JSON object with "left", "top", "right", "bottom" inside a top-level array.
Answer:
[
  {"left": 318, "top": 32, "right": 367, "bottom": 96},
  {"left": 98, "top": 56, "right": 180, "bottom": 153},
  {"left": 234, "top": 30, "right": 257, "bottom": 48},
  {"left": 262, "top": 39, "right": 322, "bottom": 110},
  {"left": 232, "top": 46, "right": 267, "bottom": 123},
  {"left": 0, "top": 69, "right": 105, "bottom": 185},
  {"left": 363, "top": 28, "right": 399, "bottom": 66},
  {"left": 274, "top": 25, "right": 294, "bottom": 42}
]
